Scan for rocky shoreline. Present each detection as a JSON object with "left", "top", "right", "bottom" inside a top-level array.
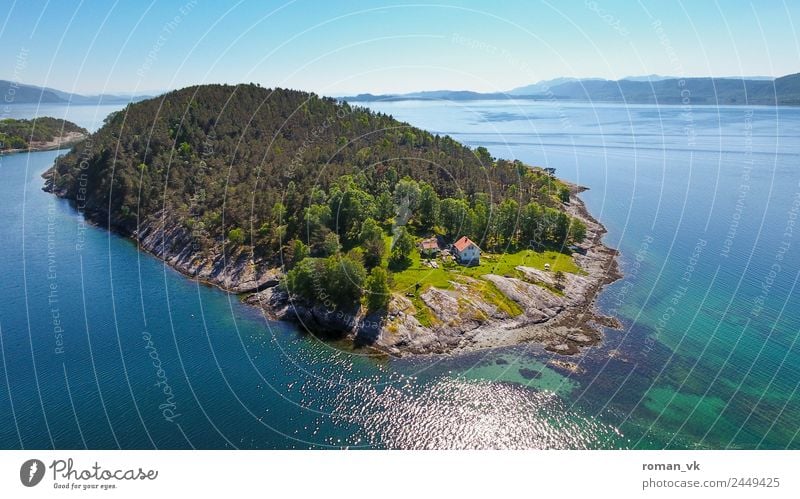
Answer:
[
  {"left": 46, "top": 177, "right": 621, "bottom": 358},
  {"left": 244, "top": 186, "right": 621, "bottom": 357}
]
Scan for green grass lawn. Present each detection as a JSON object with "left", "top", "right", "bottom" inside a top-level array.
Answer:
[
  {"left": 461, "top": 248, "right": 581, "bottom": 278},
  {"left": 387, "top": 244, "right": 580, "bottom": 323},
  {"left": 390, "top": 247, "right": 580, "bottom": 293},
  {"left": 390, "top": 247, "right": 452, "bottom": 293}
]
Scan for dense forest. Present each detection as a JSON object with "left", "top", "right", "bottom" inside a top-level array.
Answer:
[
  {"left": 50, "top": 84, "right": 586, "bottom": 311},
  {"left": 0, "top": 117, "right": 86, "bottom": 151}
]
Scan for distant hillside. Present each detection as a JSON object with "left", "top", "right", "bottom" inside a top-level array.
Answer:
[
  {"left": 0, "top": 117, "right": 87, "bottom": 152},
  {"left": 0, "top": 80, "right": 151, "bottom": 105},
  {"left": 762, "top": 73, "right": 800, "bottom": 105},
  {"left": 343, "top": 73, "right": 800, "bottom": 105},
  {"left": 534, "top": 74, "right": 799, "bottom": 105},
  {"left": 345, "top": 90, "right": 517, "bottom": 102},
  {"left": 507, "top": 77, "right": 596, "bottom": 95},
  {"left": 0, "top": 81, "right": 63, "bottom": 103}
]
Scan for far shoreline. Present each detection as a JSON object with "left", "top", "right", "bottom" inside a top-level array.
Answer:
[{"left": 1, "top": 131, "right": 87, "bottom": 155}]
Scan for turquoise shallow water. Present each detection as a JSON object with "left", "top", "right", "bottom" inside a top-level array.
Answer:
[{"left": 0, "top": 101, "right": 798, "bottom": 449}]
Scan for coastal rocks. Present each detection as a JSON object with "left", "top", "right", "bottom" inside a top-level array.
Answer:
[
  {"left": 421, "top": 281, "right": 502, "bottom": 326},
  {"left": 420, "top": 287, "right": 461, "bottom": 324},
  {"left": 135, "top": 215, "right": 279, "bottom": 293},
  {"left": 515, "top": 266, "right": 592, "bottom": 307},
  {"left": 367, "top": 191, "right": 622, "bottom": 357},
  {"left": 483, "top": 274, "right": 564, "bottom": 323},
  {"left": 379, "top": 324, "right": 435, "bottom": 355},
  {"left": 547, "top": 359, "right": 586, "bottom": 374},
  {"left": 518, "top": 368, "right": 542, "bottom": 380},
  {"left": 179, "top": 189, "right": 619, "bottom": 358},
  {"left": 226, "top": 266, "right": 280, "bottom": 294},
  {"left": 374, "top": 293, "right": 473, "bottom": 355},
  {"left": 449, "top": 278, "right": 510, "bottom": 320},
  {"left": 246, "top": 287, "right": 360, "bottom": 337},
  {"left": 55, "top": 182, "right": 621, "bottom": 359},
  {"left": 247, "top": 287, "right": 386, "bottom": 348},
  {"left": 295, "top": 303, "right": 361, "bottom": 336},
  {"left": 244, "top": 286, "right": 289, "bottom": 320},
  {"left": 537, "top": 325, "right": 600, "bottom": 355},
  {"left": 355, "top": 311, "right": 384, "bottom": 346}
]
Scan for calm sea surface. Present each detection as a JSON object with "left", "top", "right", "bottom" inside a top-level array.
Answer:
[{"left": 1, "top": 100, "right": 798, "bottom": 449}]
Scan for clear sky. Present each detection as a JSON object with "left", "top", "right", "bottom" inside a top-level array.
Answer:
[{"left": 1, "top": 0, "right": 798, "bottom": 96}]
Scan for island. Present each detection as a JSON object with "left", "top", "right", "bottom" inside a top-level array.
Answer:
[
  {"left": 44, "top": 84, "right": 620, "bottom": 357},
  {"left": 1, "top": 117, "right": 88, "bottom": 154}
]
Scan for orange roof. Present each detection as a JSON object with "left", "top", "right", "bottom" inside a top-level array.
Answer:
[
  {"left": 453, "top": 236, "right": 478, "bottom": 252},
  {"left": 420, "top": 238, "right": 438, "bottom": 250}
]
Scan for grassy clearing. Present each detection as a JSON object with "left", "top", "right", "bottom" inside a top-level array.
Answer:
[
  {"left": 463, "top": 248, "right": 582, "bottom": 277},
  {"left": 387, "top": 245, "right": 578, "bottom": 323},
  {"left": 390, "top": 247, "right": 453, "bottom": 293},
  {"left": 390, "top": 247, "right": 580, "bottom": 293}
]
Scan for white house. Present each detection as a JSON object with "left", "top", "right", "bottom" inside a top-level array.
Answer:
[{"left": 452, "top": 236, "right": 481, "bottom": 265}]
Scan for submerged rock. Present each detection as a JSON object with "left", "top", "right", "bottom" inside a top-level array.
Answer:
[{"left": 519, "top": 368, "right": 542, "bottom": 380}]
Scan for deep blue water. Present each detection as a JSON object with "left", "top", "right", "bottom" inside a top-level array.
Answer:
[{"left": 1, "top": 101, "right": 798, "bottom": 449}]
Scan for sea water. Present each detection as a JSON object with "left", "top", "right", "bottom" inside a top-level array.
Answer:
[{"left": 0, "top": 100, "right": 797, "bottom": 449}]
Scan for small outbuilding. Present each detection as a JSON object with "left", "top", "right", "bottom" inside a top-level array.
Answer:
[
  {"left": 452, "top": 236, "right": 481, "bottom": 266},
  {"left": 418, "top": 237, "right": 440, "bottom": 257}
]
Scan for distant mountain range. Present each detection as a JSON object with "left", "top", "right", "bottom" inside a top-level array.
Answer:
[
  {"left": 343, "top": 73, "right": 800, "bottom": 106},
  {"left": 6, "top": 73, "right": 797, "bottom": 107},
  {"left": 0, "top": 80, "right": 152, "bottom": 105},
  {"left": 343, "top": 90, "right": 516, "bottom": 102}
]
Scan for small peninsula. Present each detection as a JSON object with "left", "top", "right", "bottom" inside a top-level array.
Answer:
[
  {"left": 1, "top": 117, "right": 88, "bottom": 154},
  {"left": 44, "top": 84, "right": 620, "bottom": 357}
]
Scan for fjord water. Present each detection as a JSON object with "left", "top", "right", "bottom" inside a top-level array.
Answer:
[{"left": 0, "top": 101, "right": 798, "bottom": 449}]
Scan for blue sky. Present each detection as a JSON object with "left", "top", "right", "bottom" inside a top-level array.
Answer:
[{"left": 1, "top": 0, "right": 798, "bottom": 95}]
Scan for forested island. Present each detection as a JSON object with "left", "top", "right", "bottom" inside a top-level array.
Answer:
[
  {"left": 45, "top": 84, "right": 619, "bottom": 357},
  {"left": 1, "top": 117, "right": 87, "bottom": 153}
]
